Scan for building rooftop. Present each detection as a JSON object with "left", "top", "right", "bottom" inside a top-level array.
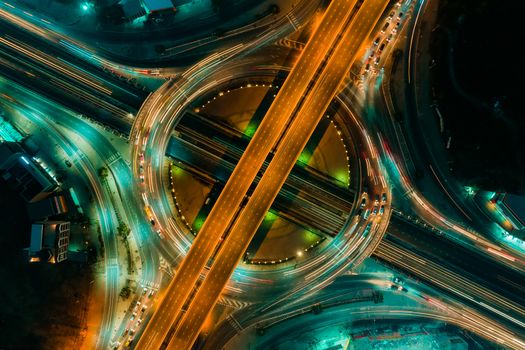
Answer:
[
  {"left": 0, "top": 142, "right": 57, "bottom": 202},
  {"left": 28, "top": 195, "right": 68, "bottom": 221},
  {"left": 28, "top": 221, "right": 70, "bottom": 263},
  {"left": 142, "top": 0, "right": 174, "bottom": 12}
]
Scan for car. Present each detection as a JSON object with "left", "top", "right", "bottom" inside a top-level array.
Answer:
[
  {"left": 373, "top": 206, "right": 378, "bottom": 215},
  {"left": 364, "top": 63, "right": 371, "bottom": 72},
  {"left": 374, "top": 194, "right": 380, "bottom": 203},
  {"left": 387, "top": 10, "right": 395, "bottom": 20},
  {"left": 379, "top": 205, "right": 385, "bottom": 215},
  {"left": 126, "top": 336, "right": 134, "bottom": 347},
  {"left": 393, "top": 276, "right": 404, "bottom": 284},
  {"left": 150, "top": 218, "right": 155, "bottom": 226},
  {"left": 363, "top": 209, "right": 371, "bottom": 220},
  {"left": 137, "top": 318, "right": 142, "bottom": 325},
  {"left": 363, "top": 222, "right": 373, "bottom": 237},
  {"left": 129, "top": 328, "right": 136, "bottom": 336},
  {"left": 360, "top": 197, "right": 367, "bottom": 208},
  {"left": 397, "top": 12, "right": 403, "bottom": 20},
  {"left": 390, "top": 284, "right": 408, "bottom": 292},
  {"left": 374, "top": 56, "right": 380, "bottom": 65},
  {"left": 148, "top": 290, "right": 155, "bottom": 298},
  {"left": 373, "top": 37, "right": 380, "bottom": 45},
  {"left": 392, "top": 21, "right": 401, "bottom": 33},
  {"left": 157, "top": 230, "right": 165, "bottom": 239},
  {"left": 65, "top": 159, "right": 72, "bottom": 167},
  {"left": 386, "top": 33, "right": 393, "bottom": 42},
  {"left": 381, "top": 22, "right": 389, "bottom": 33},
  {"left": 381, "top": 192, "right": 387, "bottom": 202},
  {"left": 378, "top": 43, "right": 386, "bottom": 53},
  {"left": 141, "top": 305, "right": 147, "bottom": 312}
]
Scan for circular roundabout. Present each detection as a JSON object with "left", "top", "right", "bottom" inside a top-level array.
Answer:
[{"left": 131, "top": 55, "right": 392, "bottom": 302}]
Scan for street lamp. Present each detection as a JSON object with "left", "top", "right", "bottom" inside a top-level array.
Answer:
[{"left": 81, "top": 2, "right": 92, "bottom": 12}]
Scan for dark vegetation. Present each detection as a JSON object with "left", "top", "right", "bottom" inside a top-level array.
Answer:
[
  {"left": 0, "top": 184, "right": 92, "bottom": 350},
  {"left": 430, "top": 0, "right": 525, "bottom": 193}
]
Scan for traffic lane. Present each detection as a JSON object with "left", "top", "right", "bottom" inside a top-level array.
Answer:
[
  {"left": 141, "top": 0, "right": 366, "bottom": 344},
  {"left": 39, "top": 91, "right": 161, "bottom": 282},
  {"left": 166, "top": 136, "right": 348, "bottom": 234},
  {"left": 0, "top": 21, "right": 147, "bottom": 105},
  {"left": 0, "top": 50, "right": 135, "bottom": 130},
  {"left": 387, "top": 216, "right": 525, "bottom": 306},
  {"left": 156, "top": 0, "right": 360, "bottom": 242},
  {"left": 374, "top": 240, "right": 525, "bottom": 334},
  {"left": 176, "top": 112, "right": 355, "bottom": 206},
  {"left": 170, "top": 99, "right": 371, "bottom": 301},
  {"left": 136, "top": 170, "right": 260, "bottom": 350},
  {"left": 201, "top": 274, "right": 414, "bottom": 350},
  {"left": 166, "top": 0, "right": 390, "bottom": 347},
  {"left": 137, "top": 1, "right": 362, "bottom": 348}
]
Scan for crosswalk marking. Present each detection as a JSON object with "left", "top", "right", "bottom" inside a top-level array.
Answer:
[
  {"left": 107, "top": 152, "right": 121, "bottom": 166},
  {"left": 227, "top": 314, "right": 243, "bottom": 333},
  {"left": 217, "top": 296, "right": 251, "bottom": 310},
  {"left": 286, "top": 13, "right": 300, "bottom": 30}
]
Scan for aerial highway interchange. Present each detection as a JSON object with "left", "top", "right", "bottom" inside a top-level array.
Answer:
[{"left": 0, "top": 0, "right": 524, "bottom": 349}]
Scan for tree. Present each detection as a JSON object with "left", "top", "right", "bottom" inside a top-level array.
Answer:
[
  {"left": 119, "top": 286, "right": 131, "bottom": 299},
  {"left": 117, "top": 222, "right": 130, "bottom": 238},
  {"left": 98, "top": 167, "right": 109, "bottom": 178}
]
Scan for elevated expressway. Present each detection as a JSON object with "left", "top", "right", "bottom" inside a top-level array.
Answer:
[
  {"left": 4, "top": 0, "right": 524, "bottom": 348},
  {"left": 169, "top": 111, "right": 355, "bottom": 237},
  {"left": 165, "top": 0, "right": 390, "bottom": 348},
  {"left": 148, "top": 68, "right": 389, "bottom": 303},
  {"left": 135, "top": 1, "right": 367, "bottom": 348}
]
